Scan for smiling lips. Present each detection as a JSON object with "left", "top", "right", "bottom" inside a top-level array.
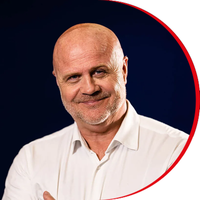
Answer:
[
  {"left": 81, "top": 99, "right": 102, "bottom": 106},
  {"left": 73, "top": 91, "right": 111, "bottom": 106},
  {"left": 78, "top": 96, "right": 109, "bottom": 106}
]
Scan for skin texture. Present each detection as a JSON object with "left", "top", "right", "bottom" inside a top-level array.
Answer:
[{"left": 44, "top": 23, "right": 128, "bottom": 199}]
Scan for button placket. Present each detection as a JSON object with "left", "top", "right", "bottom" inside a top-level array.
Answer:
[{"left": 91, "top": 152, "right": 111, "bottom": 199}]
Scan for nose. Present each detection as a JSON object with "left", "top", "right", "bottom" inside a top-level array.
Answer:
[{"left": 80, "top": 75, "right": 100, "bottom": 95}]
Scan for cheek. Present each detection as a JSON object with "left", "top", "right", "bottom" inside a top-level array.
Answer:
[
  {"left": 101, "top": 80, "right": 121, "bottom": 96},
  {"left": 59, "top": 85, "right": 78, "bottom": 102},
  {"left": 112, "top": 75, "right": 124, "bottom": 92},
  {"left": 112, "top": 76, "right": 127, "bottom": 99}
]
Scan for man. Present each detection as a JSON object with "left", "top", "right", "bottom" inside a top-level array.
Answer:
[{"left": 2, "top": 23, "right": 188, "bottom": 200}]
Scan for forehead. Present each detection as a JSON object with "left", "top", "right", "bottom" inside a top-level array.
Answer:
[{"left": 55, "top": 37, "right": 114, "bottom": 73}]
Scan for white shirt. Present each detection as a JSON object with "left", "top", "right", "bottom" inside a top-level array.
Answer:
[{"left": 2, "top": 101, "right": 188, "bottom": 200}]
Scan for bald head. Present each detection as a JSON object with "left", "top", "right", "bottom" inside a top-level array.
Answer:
[
  {"left": 58, "top": 23, "right": 118, "bottom": 40},
  {"left": 51, "top": 23, "right": 128, "bottom": 126},
  {"left": 53, "top": 23, "right": 125, "bottom": 74}
]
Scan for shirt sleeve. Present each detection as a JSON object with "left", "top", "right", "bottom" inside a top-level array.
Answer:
[
  {"left": 2, "top": 146, "right": 35, "bottom": 200},
  {"left": 167, "top": 137, "right": 188, "bottom": 169}
]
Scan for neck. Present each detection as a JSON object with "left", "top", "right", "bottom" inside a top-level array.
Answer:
[{"left": 76, "top": 101, "right": 127, "bottom": 160}]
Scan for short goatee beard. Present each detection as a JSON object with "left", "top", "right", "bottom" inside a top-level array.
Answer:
[
  {"left": 61, "top": 92, "right": 121, "bottom": 126},
  {"left": 76, "top": 98, "right": 118, "bottom": 125}
]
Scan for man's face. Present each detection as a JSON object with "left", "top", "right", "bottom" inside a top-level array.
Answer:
[{"left": 54, "top": 39, "right": 127, "bottom": 126}]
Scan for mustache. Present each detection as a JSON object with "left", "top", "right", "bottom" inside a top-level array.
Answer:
[{"left": 73, "top": 91, "right": 110, "bottom": 103}]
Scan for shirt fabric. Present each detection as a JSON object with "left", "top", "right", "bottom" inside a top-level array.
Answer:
[{"left": 2, "top": 101, "right": 188, "bottom": 200}]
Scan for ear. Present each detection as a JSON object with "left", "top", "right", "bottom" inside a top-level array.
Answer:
[
  {"left": 52, "top": 70, "right": 59, "bottom": 87},
  {"left": 52, "top": 70, "right": 56, "bottom": 77},
  {"left": 122, "top": 56, "right": 128, "bottom": 84}
]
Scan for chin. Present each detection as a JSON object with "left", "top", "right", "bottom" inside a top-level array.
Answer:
[{"left": 78, "top": 111, "right": 110, "bottom": 126}]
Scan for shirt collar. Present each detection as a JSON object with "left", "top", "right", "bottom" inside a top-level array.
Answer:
[
  {"left": 72, "top": 100, "right": 140, "bottom": 153},
  {"left": 72, "top": 122, "right": 90, "bottom": 154},
  {"left": 107, "top": 100, "right": 140, "bottom": 152}
]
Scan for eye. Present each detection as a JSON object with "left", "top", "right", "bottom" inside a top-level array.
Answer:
[
  {"left": 67, "top": 75, "right": 80, "bottom": 82},
  {"left": 95, "top": 70, "right": 104, "bottom": 74},
  {"left": 94, "top": 69, "right": 106, "bottom": 77}
]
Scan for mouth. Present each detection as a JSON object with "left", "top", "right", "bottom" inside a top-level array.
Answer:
[{"left": 79, "top": 96, "right": 108, "bottom": 106}]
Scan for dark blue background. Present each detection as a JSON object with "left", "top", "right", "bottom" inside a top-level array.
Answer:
[{"left": 0, "top": 0, "right": 196, "bottom": 198}]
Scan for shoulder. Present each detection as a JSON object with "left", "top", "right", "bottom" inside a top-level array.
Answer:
[
  {"left": 139, "top": 115, "right": 188, "bottom": 140},
  {"left": 127, "top": 100, "right": 188, "bottom": 140},
  {"left": 136, "top": 115, "right": 189, "bottom": 169},
  {"left": 137, "top": 115, "right": 189, "bottom": 159},
  {"left": 17, "top": 124, "right": 75, "bottom": 162},
  {"left": 10, "top": 124, "right": 75, "bottom": 178}
]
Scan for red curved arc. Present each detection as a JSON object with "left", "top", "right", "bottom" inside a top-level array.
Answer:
[{"left": 102, "top": 1, "right": 200, "bottom": 200}]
